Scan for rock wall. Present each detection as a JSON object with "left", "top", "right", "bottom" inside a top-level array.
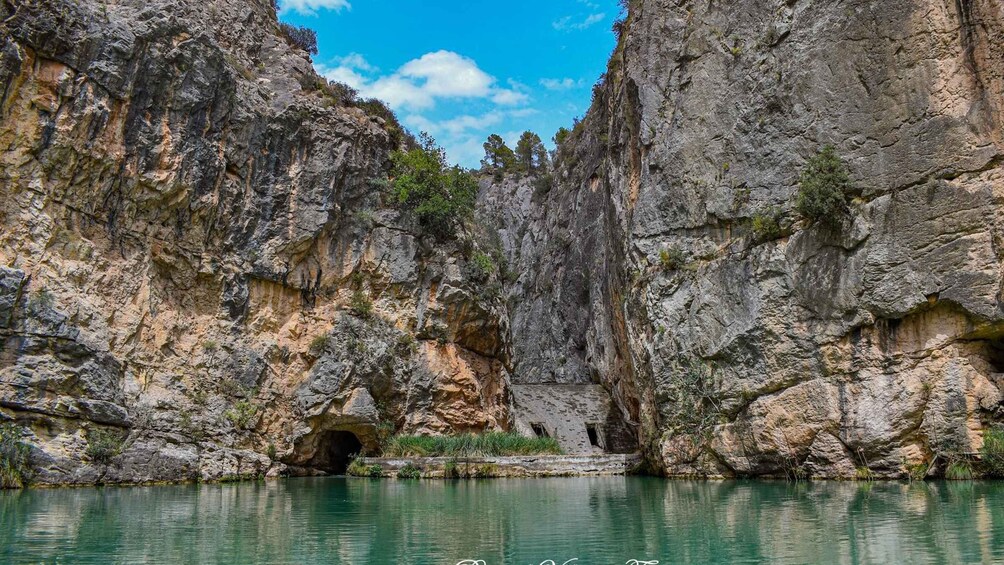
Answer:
[
  {"left": 4, "top": 0, "right": 1004, "bottom": 484},
  {"left": 488, "top": 0, "right": 1004, "bottom": 478},
  {"left": 0, "top": 0, "right": 511, "bottom": 484}
]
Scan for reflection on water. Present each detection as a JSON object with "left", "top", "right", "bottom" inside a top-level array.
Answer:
[{"left": 2, "top": 478, "right": 1004, "bottom": 564}]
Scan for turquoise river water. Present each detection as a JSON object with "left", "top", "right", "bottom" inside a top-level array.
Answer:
[{"left": 3, "top": 477, "right": 1004, "bottom": 564}]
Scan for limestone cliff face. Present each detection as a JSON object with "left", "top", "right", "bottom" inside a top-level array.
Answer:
[
  {"left": 0, "top": 0, "right": 511, "bottom": 484},
  {"left": 489, "top": 0, "right": 1004, "bottom": 477}
]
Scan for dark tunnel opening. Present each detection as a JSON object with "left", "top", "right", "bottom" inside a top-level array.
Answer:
[{"left": 311, "top": 430, "right": 364, "bottom": 475}]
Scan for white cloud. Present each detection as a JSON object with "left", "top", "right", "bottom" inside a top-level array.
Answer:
[
  {"left": 540, "top": 77, "right": 581, "bottom": 90},
  {"left": 318, "top": 50, "right": 530, "bottom": 112},
  {"left": 553, "top": 12, "right": 606, "bottom": 31},
  {"left": 399, "top": 51, "right": 494, "bottom": 98},
  {"left": 280, "top": 0, "right": 350, "bottom": 17}
]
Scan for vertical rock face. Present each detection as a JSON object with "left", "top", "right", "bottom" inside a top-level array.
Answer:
[
  {"left": 0, "top": 0, "right": 511, "bottom": 484},
  {"left": 491, "top": 0, "right": 1004, "bottom": 477}
]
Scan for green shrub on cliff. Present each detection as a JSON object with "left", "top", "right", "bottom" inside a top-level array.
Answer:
[
  {"left": 981, "top": 427, "right": 1004, "bottom": 477},
  {"left": 796, "top": 146, "right": 851, "bottom": 225},
  {"left": 0, "top": 423, "right": 31, "bottom": 489},
  {"left": 225, "top": 400, "right": 260, "bottom": 431},
  {"left": 391, "top": 133, "right": 477, "bottom": 239},
  {"left": 86, "top": 429, "right": 124, "bottom": 464}
]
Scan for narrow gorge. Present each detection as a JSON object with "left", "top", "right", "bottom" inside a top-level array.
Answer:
[{"left": 1, "top": 0, "right": 1003, "bottom": 485}]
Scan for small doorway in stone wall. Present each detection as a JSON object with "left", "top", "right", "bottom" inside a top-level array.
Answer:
[
  {"left": 586, "top": 423, "right": 602, "bottom": 449},
  {"left": 531, "top": 423, "right": 549, "bottom": 438}
]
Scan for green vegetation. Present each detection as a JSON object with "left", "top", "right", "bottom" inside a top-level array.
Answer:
[
  {"left": 905, "top": 461, "right": 931, "bottom": 482},
  {"left": 553, "top": 127, "right": 571, "bottom": 149},
  {"left": 467, "top": 251, "right": 496, "bottom": 283},
  {"left": 855, "top": 466, "right": 874, "bottom": 481},
  {"left": 795, "top": 146, "right": 851, "bottom": 225},
  {"left": 278, "top": 23, "right": 318, "bottom": 55},
  {"left": 514, "top": 131, "right": 549, "bottom": 175},
  {"left": 397, "top": 463, "right": 422, "bottom": 479},
  {"left": 391, "top": 133, "right": 478, "bottom": 239},
  {"left": 659, "top": 246, "right": 686, "bottom": 271},
  {"left": 225, "top": 400, "right": 260, "bottom": 431},
  {"left": 443, "top": 458, "right": 461, "bottom": 479},
  {"left": 86, "top": 429, "right": 124, "bottom": 464},
  {"left": 383, "top": 432, "right": 562, "bottom": 458},
  {"left": 481, "top": 134, "right": 517, "bottom": 178},
  {"left": 750, "top": 208, "right": 785, "bottom": 243},
  {"left": 946, "top": 460, "right": 976, "bottom": 481},
  {"left": 348, "top": 458, "right": 383, "bottom": 478},
  {"left": 472, "top": 464, "right": 499, "bottom": 479},
  {"left": 308, "top": 334, "right": 330, "bottom": 357},
  {"left": 349, "top": 290, "right": 374, "bottom": 318},
  {"left": 0, "top": 423, "right": 31, "bottom": 489},
  {"left": 981, "top": 427, "right": 1004, "bottom": 477},
  {"left": 202, "top": 340, "right": 218, "bottom": 352}
]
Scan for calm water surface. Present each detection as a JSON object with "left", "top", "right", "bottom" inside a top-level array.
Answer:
[{"left": 3, "top": 477, "right": 1004, "bottom": 564}]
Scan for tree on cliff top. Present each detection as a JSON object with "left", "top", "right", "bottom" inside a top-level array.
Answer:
[
  {"left": 481, "top": 134, "right": 517, "bottom": 179},
  {"left": 391, "top": 133, "right": 477, "bottom": 239},
  {"left": 515, "top": 131, "right": 549, "bottom": 175}
]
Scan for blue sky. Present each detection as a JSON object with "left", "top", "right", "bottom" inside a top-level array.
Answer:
[{"left": 277, "top": 0, "right": 620, "bottom": 167}]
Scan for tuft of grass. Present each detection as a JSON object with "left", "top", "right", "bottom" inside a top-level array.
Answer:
[
  {"left": 946, "top": 460, "right": 976, "bottom": 481},
  {"left": 86, "top": 429, "right": 124, "bottom": 464},
  {"left": 905, "top": 461, "right": 931, "bottom": 482},
  {"left": 266, "top": 443, "right": 277, "bottom": 461},
  {"left": 981, "top": 427, "right": 1004, "bottom": 478},
  {"left": 855, "top": 466, "right": 874, "bottom": 481},
  {"left": 382, "top": 431, "right": 562, "bottom": 458},
  {"left": 397, "top": 463, "right": 422, "bottom": 479},
  {"left": 443, "top": 458, "right": 461, "bottom": 479},
  {"left": 0, "top": 423, "right": 31, "bottom": 489}
]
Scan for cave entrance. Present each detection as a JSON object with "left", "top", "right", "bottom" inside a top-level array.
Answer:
[{"left": 312, "top": 431, "right": 364, "bottom": 475}]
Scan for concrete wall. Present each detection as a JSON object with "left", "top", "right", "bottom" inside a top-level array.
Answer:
[{"left": 511, "top": 384, "right": 632, "bottom": 454}]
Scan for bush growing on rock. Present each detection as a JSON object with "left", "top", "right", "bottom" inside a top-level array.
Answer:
[
  {"left": 225, "top": 400, "right": 260, "bottom": 431},
  {"left": 349, "top": 290, "right": 374, "bottom": 318},
  {"left": 750, "top": 208, "right": 785, "bottom": 243},
  {"left": 278, "top": 22, "right": 318, "bottom": 55},
  {"left": 795, "top": 146, "right": 851, "bottom": 225},
  {"left": 309, "top": 334, "right": 330, "bottom": 357},
  {"left": 0, "top": 423, "right": 31, "bottom": 489},
  {"left": 86, "top": 429, "right": 124, "bottom": 464},
  {"left": 980, "top": 427, "right": 1004, "bottom": 477},
  {"left": 659, "top": 246, "right": 686, "bottom": 271},
  {"left": 391, "top": 133, "right": 477, "bottom": 239},
  {"left": 397, "top": 463, "right": 422, "bottom": 479}
]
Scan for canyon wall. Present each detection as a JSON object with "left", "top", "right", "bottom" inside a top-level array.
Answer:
[
  {"left": 493, "top": 0, "right": 1004, "bottom": 477},
  {"left": 2, "top": 0, "right": 1004, "bottom": 484},
  {"left": 0, "top": 0, "right": 511, "bottom": 484}
]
